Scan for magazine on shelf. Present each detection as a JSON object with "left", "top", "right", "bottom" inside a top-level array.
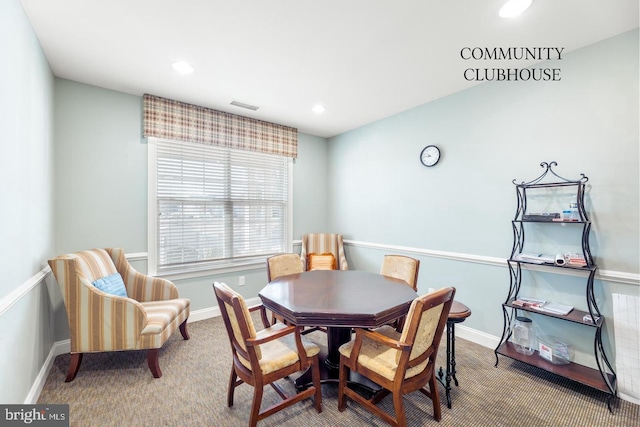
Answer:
[
  {"left": 512, "top": 297, "right": 546, "bottom": 308},
  {"left": 538, "top": 302, "right": 574, "bottom": 315},
  {"left": 512, "top": 298, "right": 574, "bottom": 315},
  {"left": 513, "top": 253, "right": 556, "bottom": 264}
]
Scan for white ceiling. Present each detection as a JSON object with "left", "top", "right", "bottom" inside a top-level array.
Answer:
[{"left": 19, "top": 0, "right": 639, "bottom": 138}]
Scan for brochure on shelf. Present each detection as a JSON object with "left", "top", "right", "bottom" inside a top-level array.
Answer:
[
  {"left": 538, "top": 302, "right": 574, "bottom": 315},
  {"left": 513, "top": 253, "right": 556, "bottom": 264},
  {"left": 512, "top": 299, "right": 574, "bottom": 315}
]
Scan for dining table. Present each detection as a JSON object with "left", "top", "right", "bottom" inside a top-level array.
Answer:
[{"left": 258, "top": 269, "right": 418, "bottom": 395}]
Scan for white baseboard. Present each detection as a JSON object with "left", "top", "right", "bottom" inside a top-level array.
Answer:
[
  {"left": 455, "top": 323, "right": 500, "bottom": 350},
  {"left": 188, "top": 306, "right": 219, "bottom": 323},
  {"left": 618, "top": 392, "right": 640, "bottom": 406},
  {"left": 25, "top": 340, "right": 70, "bottom": 404}
]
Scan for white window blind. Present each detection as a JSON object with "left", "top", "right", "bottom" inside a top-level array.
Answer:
[{"left": 148, "top": 138, "right": 291, "bottom": 276}]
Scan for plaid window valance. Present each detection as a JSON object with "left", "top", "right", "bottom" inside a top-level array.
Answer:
[{"left": 143, "top": 94, "right": 297, "bottom": 158}]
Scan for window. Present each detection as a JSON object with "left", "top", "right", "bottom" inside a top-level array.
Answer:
[{"left": 148, "top": 137, "right": 292, "bottom": 276}]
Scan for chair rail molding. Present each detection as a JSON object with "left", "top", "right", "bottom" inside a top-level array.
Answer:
[
  {"left": 2, "top": 247, "right": 637, "bottom": 320},
  {"left": 0, "top": 267, "right": 51, "bottom": 317}
]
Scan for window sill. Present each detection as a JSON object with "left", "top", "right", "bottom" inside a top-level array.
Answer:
[{"left": 152, "top": 259, "right": 267, "bottom": 281}]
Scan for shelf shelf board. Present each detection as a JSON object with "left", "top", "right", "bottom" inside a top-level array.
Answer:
[
  {"left": 508, "top": 258, "right": 596, "bottom": 272},
  {"left": 515, "top": 181, "right": 584, "bottom": 189},
  {"left": 496, "top": 342, "right": 615, "bottom": 394},
  {"left": 514, "top": 219, "right": 589, "bottom": 224},
  {"left": 504, "top": 299, "right": 602, "bottom": 327}
]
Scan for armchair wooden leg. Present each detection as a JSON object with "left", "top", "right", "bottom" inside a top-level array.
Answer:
[
  {"left": 179, "top": 319, "right": 190, "bottom": 340},
  {"left": 147, "top": 349, "right": 162, "bottom": 378},
  {"left": 65, "top": 353, "right": 83, "bottom": 382}
]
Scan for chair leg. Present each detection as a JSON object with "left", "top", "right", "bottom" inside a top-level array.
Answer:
[
  {"left": 311, "top": 355, "right": 323, "bottom": 413},
  {"left": 429, "top": 373, "right": 442, "bottom": 421},
  {"left": 147, "top": 349, "right": 162, "bottom": 378},
  {"left": 249, "top": 385, "right": 264, "bottom": 427},
  {"left": 338, "top": 356, "right": 348, "bottom": 412},
  {"left": 227, "top": 367, "right": 237, "bottom": 407},
  {"left": 179, "top": 319, "right": 190, "bottom": 340},
  {"left": 65, "top": 353, "right": 83, "bottom": 382},
  {"left": 393, "top": 391, "right": 407, "bottom": 427}
]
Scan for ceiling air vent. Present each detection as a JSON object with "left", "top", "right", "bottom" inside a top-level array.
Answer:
[{"left": 230, "top": 100, "right": 259, "bottom": 111}]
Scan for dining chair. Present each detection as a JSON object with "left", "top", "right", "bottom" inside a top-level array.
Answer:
[
  {"left": 266, "top": 253, "right": 326, "bottom": 334},
  {"left": 267, "top": 253, "right": 304, "bottom": 282},
  {"left": 380, "top": 255, "right": 420, "bottom": 291},
  {"left": 337, "top": 287, "right": 455, "bottom": 427},
  {"left": 266, "top": 253, "right": 303, "bottom": 324},
  {"left": 300, "top": 233, "right": 349, "bottom": 271},
  {"left": 213, "top": 282, "right": 322, "bottom": 427},
  {"left": 380, "top": 255, "right": 420, "bottom": 331}
]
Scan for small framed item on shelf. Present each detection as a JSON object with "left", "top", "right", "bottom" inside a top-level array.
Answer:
[
  {"left": 565, "top": 252, "right": 587, "bottom": 267},
  {"left": 583, "top": 314, "right": 601, "bottom": 324}
]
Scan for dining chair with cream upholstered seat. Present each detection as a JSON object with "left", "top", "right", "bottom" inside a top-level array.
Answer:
[
  {"left": 266, "top": 253, "right": 325, "bottom": 334},
  {"left": 338, "top": 287, "right": 455, "bottom": 427},
  {"left": 266, "top": 253, "right": 303, "bottom": 325},
  {"left": 380, "top": 254, "right": 420, "bottom": 330},
  {"left": 213, "top": 281, "right": 322, "bottom": 427},
  {"left": 380, "top": 255, "right": 420, "bottom": 291},
  {"left": 267, "top": 253, "right": 304, "bottom": 282}
]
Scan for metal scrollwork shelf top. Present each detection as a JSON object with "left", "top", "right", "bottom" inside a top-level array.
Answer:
[{"left": 513, "top": 161, "right": 588, "bottom": 187}]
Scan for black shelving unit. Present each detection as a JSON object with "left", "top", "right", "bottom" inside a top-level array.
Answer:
[{"left": 494, "top": 161, "right": 617, "bottom": 412}]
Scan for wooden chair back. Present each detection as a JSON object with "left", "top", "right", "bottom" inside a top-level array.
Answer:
[{"left": 267, "top": 253, "right": 304, "bottom": 281}]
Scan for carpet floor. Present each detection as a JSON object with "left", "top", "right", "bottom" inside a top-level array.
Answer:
[{"left": 38, "top": 315, "right": 638, "bottom": 426}]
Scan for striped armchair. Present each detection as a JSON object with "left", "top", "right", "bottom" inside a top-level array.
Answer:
[
  {"left": 300, "top": 233, "right": 349, "bottom": 271},
  {"left": 48, "top": 248, "right": 190, "bottom": 381}
]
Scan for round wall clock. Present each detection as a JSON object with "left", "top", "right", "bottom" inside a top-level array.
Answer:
[{"left": 420, "top": 145, "right": 441, "bottom": 167}]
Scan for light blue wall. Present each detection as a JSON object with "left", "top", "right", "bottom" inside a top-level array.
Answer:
[
  {"left": 0, "top": 0, "right": 55, "bottom": 300},
  {"left": 328, "top": 30, "right": 639, "bottom": 269},
  {"left": 326, "top": 30, "right": 639, "bottom": 368},
  {"left": 54, "top": 81, "right": 148, "bottom": 255},
  {"left": 0, "top": 0, "right": 55, "bottom": 404},
  {"left": 293, "top": 133, "right": 329, "bottom": 234}
]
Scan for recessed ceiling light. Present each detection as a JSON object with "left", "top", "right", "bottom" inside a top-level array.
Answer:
[
  {"left": 312, "top": 104, "right": 326, "bottom": 114},
  {"left": 499, "top": 0, "right": 533, "bottom": 18},
  {"left": 172, "top": 61, "right": 194, "bottom": 74},
  {"left": 230, "top": 100, "right": 259, "bottom": 111}
]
